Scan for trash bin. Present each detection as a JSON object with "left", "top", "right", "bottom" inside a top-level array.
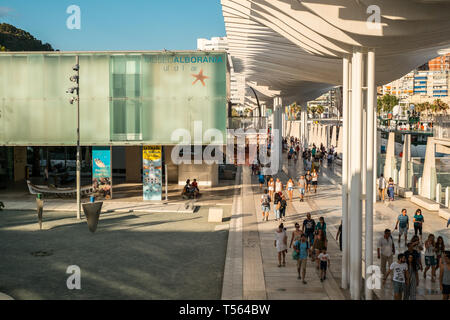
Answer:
[{"left": 36, "top": 193, "right": 43, "bottom": 230}]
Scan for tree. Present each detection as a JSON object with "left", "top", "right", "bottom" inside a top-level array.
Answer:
[
  {"left": 0, "top": 23, "right": 54, "bottom": 51},
  {"left": 377, "top": 94, "right": 399, "bottom": 114},
  {"left": 316, "top": 105, "right": 325, "bottom": 115},
  {"left": 308, "top": 106, "right": 318, "bottom": 118},
  {"left": 433, "top": 99, "right": 449, "bottom": 114}
]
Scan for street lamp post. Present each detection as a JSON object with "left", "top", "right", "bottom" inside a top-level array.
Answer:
[{"left": 67, "top": 56, "right": 81, "bottom": 219}]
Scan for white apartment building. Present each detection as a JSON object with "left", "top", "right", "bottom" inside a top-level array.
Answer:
[
  {"left": 197, "top": 37, "right": 243, "bottom": 106},
  {"left": 382, "top": 70, "right": 450, "bottom": 104}
]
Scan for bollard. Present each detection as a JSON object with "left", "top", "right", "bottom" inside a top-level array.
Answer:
[
  {"left": 82, "top": 201, "right": 103, "bottom": 233},
  {"left": 445, "top": 187, "right": 449, "bottom": 208},
  {"left": 36, "top": 193, "right": 43, "bottom": 230},
  {"left": 436, "top": 184, "right": 441, "bottom": 204}
]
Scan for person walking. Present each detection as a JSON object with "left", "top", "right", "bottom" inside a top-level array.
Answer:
[
  {"left": 384, "top": 253, "right": 408, "bottom": 300},
  {"left": 413, "top": 209, "right": 424, "bottom": 241},
  {"left": 302, "top": 213, "right": 316, "bottom": 247},
  {"left": 315, "top": 217, "right": 327, "bottom": 236},
  {"left": 336, "top": 221, "right": 342, "bottom": 251},
  {"left": 435, "top": 236, "right": 445, "bottom": 272},
  {"left": 293, "top": 233, "right": 310, "bottom": 284},
  {"left": 378, "top": 229, "right": 396, "bottom": 279},
  {"left": 274, "top": 192, "right": 281, "bottom": 222},
  {"left": 275, "top": 223, "right": 288, "bottom": 267},
  {"left": 395, "top": 209, "right": 409, "bottom": 247},
  {"left": 378, "top": 174, "right": 387, "bottom": 202},
  {"left": 423, "top": 234, "right": 437, "bottom": 282},
  {"left": 298, "top": 175, "right": 306, "bottom": 202},
  {"left": 387, "top": 177, "right": 395, "bottom": 201},
  {"left": 311, "top": 169, "right": 319, "bottom": 193},
  {"left": 318, "top": 248, "right": 330, "bottom": 282},
  {"left": 305, "top": 170, "right": 312, "bottom": 193},
  {"left": 312, "top": 230, "right": 327, "bottom": 270},
  {"left": 290, "top": 223, "right": 303, "bottom": 249},
  {"left": 286, "top": 179, "right": 294, "bottom": 201},
  {"left": 268, "top": 177, "right": 274, "bottom": 200},
  {"left": 404, "top": 242, "right": 421, "bottom": 273},
  {"left": 275, "top": 178, "right": 283, "bottom": 195},
  {"left": 404, "top": 253, "right": 419, "bottom": 300},
  {"left": 261, "top": 189, "right": 271, "bottom": 222},
  {"left": 279, "top": 195, "right": 287, "bottom": 222},
  {"left": 406, "top": 236, "right": 424, "bottom": 273},
  {"left": 258, "top": 170, "right": 265, "bottom": 188},
  {"left": 439, "top": 251, "right": 450, "bottom": 300}
]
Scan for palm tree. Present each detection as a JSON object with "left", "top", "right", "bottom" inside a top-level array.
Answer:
[
  {"left": 378, "top": 94, "right": 399, "bottom": 114},
  {"left": 308, "top": 106, "right": 318, "bottom": 118},
  {"left": 433, "top": 99, "right": 449, "bottom": 114},
  {"left": 316, "top": 105, "right": 325, "bottom": 116}
]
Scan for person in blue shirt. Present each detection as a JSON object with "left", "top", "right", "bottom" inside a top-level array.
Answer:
[
  {"left": 293, "top": 234, "right": 310, "bottom": 284},
  {"left": 395, "top": 209, "right": 409, "bottom": 247},
  {"left": 258, "top": 171, "right": 265, "bottom": 188},
  {"left": 315, "top": 217, "right": 327, "bottom": 236},
  {"left": 413, "top": 209, "right": 424, "bottom": 241}
]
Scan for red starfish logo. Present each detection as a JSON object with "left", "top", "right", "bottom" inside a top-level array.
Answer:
[{"left": 192, "top": 69, "right": 209, "bottom": 86}]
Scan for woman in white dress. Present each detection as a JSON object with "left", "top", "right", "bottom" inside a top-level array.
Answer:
[
  {"left": 274, "top": 223, "right": 288, "bottom": 267},
  {"left": 268, "top": 177, "right": 275, "bottom": 200},
  {"left": 275, "top": 178, "right": 283, "bottom": 195}
]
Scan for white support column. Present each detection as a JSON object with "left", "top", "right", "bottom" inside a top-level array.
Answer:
[
  {"left": 350, "top": 48, "right": 363, "bottom": 300},
  {"left": 365, "top": 49, "right": 375, "bottom": 300},
  {"left": 341, "top": 56, "right": 350, "bottom": 290},
  {"left": 384, "top": 132, "right": 396, "bottom": 181},
  {"left": 421, "top": 137, "right": 437, "bottom": 199},
  {"left": 399, "top": 134, "right": 411, "bottom": 190},
  {"left": 331, "top": 126, "right": 337, "bottom": 148}
]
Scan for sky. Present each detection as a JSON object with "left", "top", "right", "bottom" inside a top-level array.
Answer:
[{"left": 0, "top": 0, "right": 226, "bottom": 51}]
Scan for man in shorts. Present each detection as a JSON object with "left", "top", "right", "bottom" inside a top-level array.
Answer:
[
  {"left": 378, "top": 174, "right": 387, "bottom": 202},
  {"left": 395, "top": 209, "right": 409, "bottom": 247},
  {"left": 302, "top": 213, "right": 316, "bottom": 247},
  {"left": 261, "top": 189, "right": 271, "bottom": 222},
  {"left": 298, "top": 175, "right": 306, "bottom": 202},
  {"left": 384, "top": 253, "right": 407, "bottom": 300},
  {"left": 293, "top": 234, "right": 310, "bottom": 284}
]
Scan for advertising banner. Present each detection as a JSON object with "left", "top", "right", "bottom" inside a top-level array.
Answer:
[
  {"left": 143, "top": 146, "right": 162, "bottom": 201},
  {"left": 92, "top": 147, "right": 112, "bottom": 199}
]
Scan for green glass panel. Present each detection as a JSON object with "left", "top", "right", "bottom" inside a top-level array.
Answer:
[{"left": 0, "top": 52, "right": 227, "bottom": 146}]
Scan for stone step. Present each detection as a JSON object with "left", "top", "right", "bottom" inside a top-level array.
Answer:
[{"left": 410, "top": 195, "right": 440, "bottom": 211}]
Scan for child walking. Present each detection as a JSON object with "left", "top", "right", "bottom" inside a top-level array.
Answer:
[{"left": 318, "top": 248, "right": 330, "bottom": 282}]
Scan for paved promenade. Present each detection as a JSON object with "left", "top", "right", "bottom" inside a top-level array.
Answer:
[
  {"left": 223, "top": 156, "right": 346, "bottom": 300},
  {"left": 222, "top": 152, "right": 449, "bottom": 300}
]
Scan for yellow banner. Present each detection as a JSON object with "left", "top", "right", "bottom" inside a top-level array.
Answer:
[{"left": 143, "top": 146, "right": 162, "bottom": 161}]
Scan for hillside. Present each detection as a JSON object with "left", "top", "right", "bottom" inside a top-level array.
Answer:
[{"left": 0, "top": 23, "right": 54, "bottom": 51}]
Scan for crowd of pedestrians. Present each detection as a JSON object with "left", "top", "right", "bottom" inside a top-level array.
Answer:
[
  {"left": 259, "top": 134, "right": 449, "bottom": 300},
  {"left": 378, "top": 207, "right": 449, "bottom": 300}
]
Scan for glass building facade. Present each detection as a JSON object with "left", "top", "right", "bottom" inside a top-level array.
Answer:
[{"left": 0, "top": 51, "right": 228, "bottom": 146}]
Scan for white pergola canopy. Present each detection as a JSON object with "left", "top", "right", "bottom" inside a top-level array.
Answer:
[{"left": 222, "top": 0, "right": 450, "bottom": 105}]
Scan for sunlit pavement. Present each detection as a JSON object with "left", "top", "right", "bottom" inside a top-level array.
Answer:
[{"left": 0, "top": 206, "right": 231, "bottom": 300}]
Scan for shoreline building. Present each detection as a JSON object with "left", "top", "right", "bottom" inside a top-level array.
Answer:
[
  {"left": 0, "top": 51, "right": 229, "bottom": 191},
  {"left": 381, "top": 54, "right": 450, "bottom": 105}
]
